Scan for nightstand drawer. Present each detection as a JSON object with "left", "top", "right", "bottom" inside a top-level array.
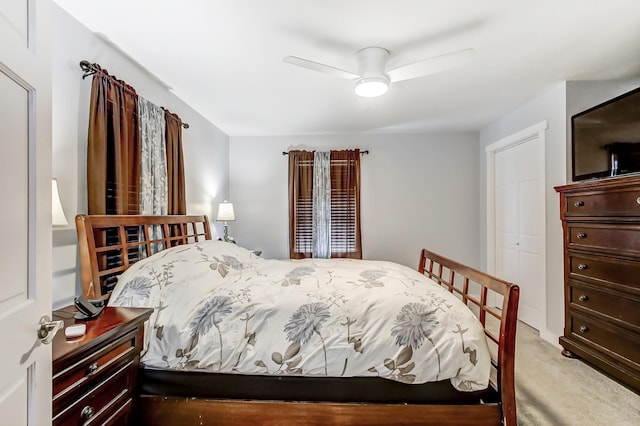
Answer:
[
  {"left": 53, "top": 329, "right": 138, "bottom": 414},
  {"left": 53, "top": 360, "right": 134, "bottom": 426}
]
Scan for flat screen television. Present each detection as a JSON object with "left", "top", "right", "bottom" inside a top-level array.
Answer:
[{"left": 571, "top": 86, "right": 640, "bottom": 181}]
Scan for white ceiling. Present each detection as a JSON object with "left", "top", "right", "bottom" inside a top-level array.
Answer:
[{"left": 53, "top": 0, "right": 640, "bottom": 136}]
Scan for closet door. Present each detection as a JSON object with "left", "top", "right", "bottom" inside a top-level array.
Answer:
[{"left": 495, "top": 136, "right": 545, "bottom": 330}]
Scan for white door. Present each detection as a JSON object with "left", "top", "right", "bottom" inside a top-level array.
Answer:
[
  {"left": 494, "top": 135, "right": 545, "bottom": 330},
  {"left": 0, "top": 1, "right": 53, "bottom": 425}
]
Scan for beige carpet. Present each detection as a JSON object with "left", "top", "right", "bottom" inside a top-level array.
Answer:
[{"left": 515, "top": 322, "right": 639, "bottom": 425}]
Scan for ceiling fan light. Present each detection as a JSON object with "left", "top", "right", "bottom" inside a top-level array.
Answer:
[{"left": 354, "top": 77, "right": 389, "bottom": 97}]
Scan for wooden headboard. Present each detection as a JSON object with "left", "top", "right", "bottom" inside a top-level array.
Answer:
[
  {"left": 419, "top": 248, "right": 520, "bottom": 425},
  {"left": 75, "top": 214, "right": 211, "bottom": 300}
]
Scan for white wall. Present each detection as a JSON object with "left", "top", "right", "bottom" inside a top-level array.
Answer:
[
  {"left": 478, "top": 78, "right": 640, "bottom": 345},
  {"left": 51, "top": 5, "right": 229, "bottom": 308},
  {"left": 229, "top": 132, "right": 480, "bottom": 270}
]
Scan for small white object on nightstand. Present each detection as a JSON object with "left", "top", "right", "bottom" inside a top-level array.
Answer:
[{"left": 65, "top": 324, "right": 86, "bottom": 339}]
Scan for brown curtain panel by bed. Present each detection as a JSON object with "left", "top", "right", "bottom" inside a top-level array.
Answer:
[
  {"left": 87, "top": 69, "right": 140, "bottom": 215},
  {"left": 330, "top": 149, "right": 362, "bottom": 259},
  {"left": 165, "top": 109, "right": 186, "bottom": 214},
  {"left": 288, "top": 150, "right": 314, "bottom": 258}
]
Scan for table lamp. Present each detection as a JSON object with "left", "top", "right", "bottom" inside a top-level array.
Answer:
[{"left": 216, "top": 201, "right": 235, "bottom": 243}]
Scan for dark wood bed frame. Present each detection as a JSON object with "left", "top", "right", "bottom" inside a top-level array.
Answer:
[{"left": 75, "top": 214, "right": 520, "bottom": 425}]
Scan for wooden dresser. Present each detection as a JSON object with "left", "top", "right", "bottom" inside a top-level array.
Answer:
[
  {"left": 52, "top": 306, "right": 153, "bottom": 425},
  {"left": 555, "top": 175, "right": 640, "bottom": 391}
]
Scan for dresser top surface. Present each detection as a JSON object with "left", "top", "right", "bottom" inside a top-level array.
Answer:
[{"left": 555, "top": 174, "right": 640, "bottom": 194}]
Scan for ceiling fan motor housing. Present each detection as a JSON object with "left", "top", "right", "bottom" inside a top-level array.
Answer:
[
  {"left": 354, "top": 47, "right": 390, "bottom": 97},
  {"left": 356, "top": 47, "right": 390, "bottom": 82}
]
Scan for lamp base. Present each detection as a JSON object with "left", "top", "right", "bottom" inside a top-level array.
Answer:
[{"left": 222, "top": 224, "right": 236, "bottom": 244}]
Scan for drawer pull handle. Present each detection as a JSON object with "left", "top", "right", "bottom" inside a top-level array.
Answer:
[
  {"left": 576, "top": 233, "right": 587, "bottom": 239},
  {"left": 637, "top": 196, "right": 640, "bottom": 205},
  {"left": 578, "top": 295, "right": 589, "bottom": 302},
  {"left": 577, "top": 264, "right": 588, "bottom": 271},
  {"left": 80, "top": 406, "right": 95, "bottom": 421},
  {"left": 574, "top": 201, "right": 584, "bottom": 207},
  {"left": 87, "top": 362, "right": 99, "bottom": 375},
  {"left": 579, "top": 325, "right": 589, "bottom": 333}
]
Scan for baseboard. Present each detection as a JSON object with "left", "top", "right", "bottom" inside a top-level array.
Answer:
[{"left": 539, "top": 329, "right": 562, "bottom": 349}]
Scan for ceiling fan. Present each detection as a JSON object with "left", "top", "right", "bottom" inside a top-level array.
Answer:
[{"left": 283, "top": 47, "right": 475, "bottom": 97}]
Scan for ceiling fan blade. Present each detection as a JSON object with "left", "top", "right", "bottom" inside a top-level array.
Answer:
[
  {"left": 387, "top": 48, "right": 475, "bottom": 83},
  {"left": 283, "top": 56, "right": 359, "bottom": 80}
]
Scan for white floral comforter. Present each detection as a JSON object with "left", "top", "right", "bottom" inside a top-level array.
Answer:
[{"left": 108, "top": 241, "right": 490, "bottom": 391}]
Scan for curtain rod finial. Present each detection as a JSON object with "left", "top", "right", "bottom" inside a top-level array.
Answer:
[{"left": 79, "top": 60, "right": 99, "bottom": 79}]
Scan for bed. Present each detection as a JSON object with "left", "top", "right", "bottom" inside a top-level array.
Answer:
[{"left": 75, "top": 214, "right": 519, "bottom": 425}]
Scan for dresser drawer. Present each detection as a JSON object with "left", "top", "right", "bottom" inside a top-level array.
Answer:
[
  {"left": 568, "top": 313, "right": 640, "bottom": 367},
  {"left": 566, "top": 188, "right": 640, "bottom": 217},
  {"left": 53, "top": 361, "right": 134, "bottom": 426},
  {"left": 568, "top": 253, "right": 640, "bottom": 291},
  {"left": 568, "top": 224, "right": 640, "bottom": 257},
  {"left": 53, "top": 329, "right": 138, "bottom": 415},
  {"left": 569, "top": 281, "right": 640, "bottom": 328}
]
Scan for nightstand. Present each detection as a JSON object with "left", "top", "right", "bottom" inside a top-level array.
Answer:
[{"left": 52, "top": 305, "right": 153, "bottom": 425}]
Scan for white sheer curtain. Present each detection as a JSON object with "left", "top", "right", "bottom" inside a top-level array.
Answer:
[
  {"left": 138, "top": 98, "right": 167, "bottom": 253},
  {"left": 312, "top": 151, "right": 331, "bottom": 258}
]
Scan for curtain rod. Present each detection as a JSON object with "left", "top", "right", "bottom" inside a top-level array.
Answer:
[
  {"left": 282, "top": 150, "right": 369, "bottom": 156},
  {"left": 79, "top": 60, "right": 190, "bottom": 129}
]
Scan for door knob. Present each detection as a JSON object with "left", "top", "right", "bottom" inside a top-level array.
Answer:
[{"left": 38, "top": 315, "right": 64, "bottom": 344}]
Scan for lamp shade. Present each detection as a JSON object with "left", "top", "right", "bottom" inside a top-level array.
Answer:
[
  {"left": 52, "top": 178, "right": 68, "bottom": 226},
  {"left": 216, "top": 201, "right": 235, "bottom": 221}
]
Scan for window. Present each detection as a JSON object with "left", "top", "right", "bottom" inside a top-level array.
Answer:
[{"left": 288, "top": 150, "right": 362, "bottom": 259}]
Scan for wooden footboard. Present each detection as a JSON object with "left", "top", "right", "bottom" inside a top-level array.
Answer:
[
  {"left": 419, "top": 249, "right": 519, "bottom": 426},
  {"left": 138, "top": 396, "right": 503, "bottom": 426}
]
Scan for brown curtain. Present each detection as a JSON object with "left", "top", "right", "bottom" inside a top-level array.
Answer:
[
  {"left": 288, "top": 149, "right": 362, "bottom": 259},
  {"left": 330, "top": 149, "right": 362, "bottom": 259},
  {"left": 165, "top": 109, "right": 186, "bottom": 214},
  {"left": 87, "top": 68, "right": 140, "bottom": 215},
  {"left": 288, "top": 150, "right": 314, "bottom": 258}
]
